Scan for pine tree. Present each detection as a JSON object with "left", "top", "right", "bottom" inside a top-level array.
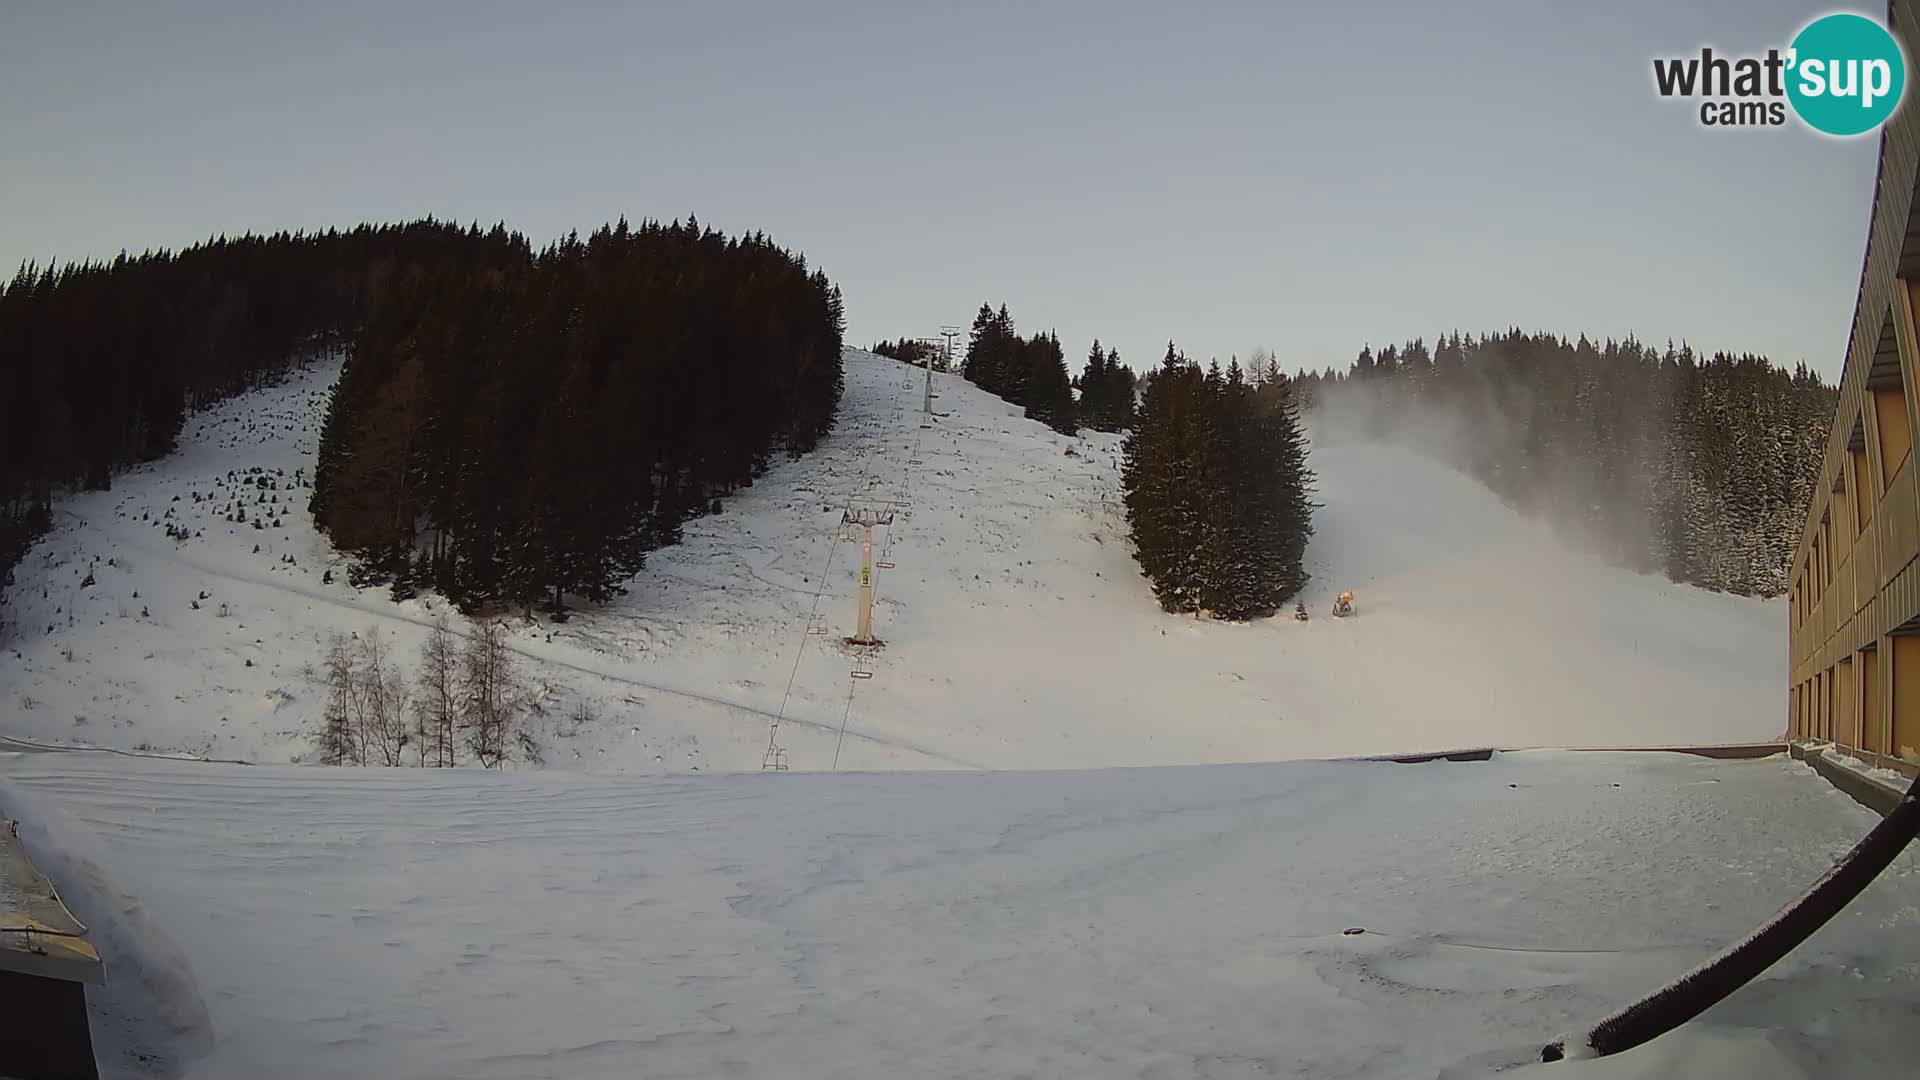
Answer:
[
  {"left": 1124, "top": 346, "right": 1197, "bottom": 611},
  {"left": 1196, "top": 361, "right": 1257, "bottom": 618},
  {"left": 1107, "top": 348, "right": 1137, "bottom": 430},
  {"left": 1079, "top": 340, "right": 1110, "bottom": 429},
  {"left": 992, "top": 305, "right": 1026, "bottom": 405},
  {"left": 1353, "top": 345, "right": 1376, "bottom": 380},
  {"left": 963, "top": 303, "right": 997, "bottom": 390},
  {"left": 1249, "top": 361, "right": 1315, "bottom": 599},
  {"left": 1024, "top": 331, "right": 1078, "bottom": 435}
]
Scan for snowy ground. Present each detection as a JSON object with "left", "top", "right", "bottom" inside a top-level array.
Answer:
[
  {"left": 0, "top": 349, "right": 1785, "bottom": 772},
  {"left": 2, "top": 748, "right": 1914, "bottom": 1080}
]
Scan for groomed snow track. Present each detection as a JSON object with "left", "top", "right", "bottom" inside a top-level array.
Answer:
[{"left": 2, "top": 747, "right": 1916, "bottom": 1079}]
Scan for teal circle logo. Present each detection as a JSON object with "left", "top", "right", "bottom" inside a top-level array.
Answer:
[{"left": 1786, "top": 13, "right": 1907, "bottom": 136}]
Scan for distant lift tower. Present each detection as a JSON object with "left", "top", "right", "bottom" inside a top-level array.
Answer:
[
  {"left": 843, "top": 505, "right": 895, "bottom": 645},
  {"left": 937, "top": 325, "right": 961, "bottom": 416},
  {"left": 922, "top": 342, "right": 935, "bottom": 418},
  {"left": 914, "top": 335, "right": 940, "bottom": 425}
]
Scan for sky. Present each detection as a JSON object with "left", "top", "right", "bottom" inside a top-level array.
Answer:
[{"left": 0, "top": 0, "right": 1886, "bottom": 380}]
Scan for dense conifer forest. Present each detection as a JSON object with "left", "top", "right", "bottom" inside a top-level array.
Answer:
[
  {"left": 311, "top": 218, "right": 845, "bottom": 616},
  {"left": 0, "top": 217, "right": 844, "bottom": 623},
  {"left": 1, "top": 221, "right": 510, "bottom": 615},
  {"left": 1293, "top": 331, "right": 1836, "bottom": 597},
  {"left": 870, "top": 337, "right": 950, "bottom": 370}
]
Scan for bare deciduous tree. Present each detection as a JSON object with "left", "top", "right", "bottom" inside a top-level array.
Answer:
[
  {"left": 359, "top": 627, "right": 412, "bottom": 767},
  {"left": 314, "top": 632, "right": 363, "bottom": 766},
  {"left": 461, "top": 617, "right": 525, "bottom": 768},
  {"left": 416, "top": 616, "right": 461, "bottom": 767},
  {"left": 311, "top": 616, "right": 539, "bottom": 769}
]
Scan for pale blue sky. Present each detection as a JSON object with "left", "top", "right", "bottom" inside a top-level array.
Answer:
[{"left": 0, "top": 1, "right": 1886, "bottom": 378}]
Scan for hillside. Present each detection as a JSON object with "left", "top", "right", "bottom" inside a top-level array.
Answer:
[
  {"left": 0, "top": 349, "right": 1784, "bottom": 771},
  {"left": 3, "top": 748, "right": 1914, "bottom": 1079}
]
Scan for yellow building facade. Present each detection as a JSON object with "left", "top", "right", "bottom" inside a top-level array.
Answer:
[{"left": 1788, "top": 0, "right": 1920, "bottom": 776}]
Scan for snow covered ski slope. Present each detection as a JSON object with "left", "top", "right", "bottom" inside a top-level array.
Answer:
[
  {"left": 0, "top": 349, "right": 1784, "bottom": 771},
  {"left": 2, "top": 748, "right": 1914, "bottom": 1079},
  {"left": 0, "top": 347, "right": 1885, "bottom": 1080}
]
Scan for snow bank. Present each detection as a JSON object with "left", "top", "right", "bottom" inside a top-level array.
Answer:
[{"left": 2, "top": 749, "right": 1914, "bottom": 1079}]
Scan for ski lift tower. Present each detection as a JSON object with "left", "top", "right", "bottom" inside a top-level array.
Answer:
[
  {"left": 913, "top": 335, "right": 939, "bottom": 424},
  {"left": 938, "top": 325, "right": 961, "bottom": 413},
  {"left": 843, "top": 505, "right": 895, "bottom": 645},
  {"left": 761, "top": 742, "right": 788, "bottom": 771}
]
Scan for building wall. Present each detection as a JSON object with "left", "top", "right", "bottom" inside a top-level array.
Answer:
[{"left": 1787, "top": 0, "right": 1920, "bottom": 776}]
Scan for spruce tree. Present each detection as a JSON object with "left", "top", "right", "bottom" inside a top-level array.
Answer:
[
  {"left": 963, "top": 304, "right": 997, "bottom": 390},
  {"left": 1025, "top": 332, "right": 1078, "bottom": 435},
  {"left": 1107, "top": 348, "right": 1136, "bottom": 429},
  {"left": 1124, "top": 346, "right": 1194, "bottom": 611},
  {"left": 1080, "top": 340, "right": 1110, "bottom": 429},
  {"left": 992, "top": 305, "right": 1026, "bottom": 405}
]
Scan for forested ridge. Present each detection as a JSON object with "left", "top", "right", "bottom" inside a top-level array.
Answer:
[
  {"left": 0, "top": 216, "right": 844, "bottom": 626},
  {"left": 1, "top": 220, "right": 508, "bottom": 617},
  {"left": 960, "top": 303, "right": 1139, "bottom": 435},
  {"left": 870, "top": 337, "right": 951, "bottom": 371},
  {"left": 1294, "top": 331, "right": 1836, "bottom": 597},
  {"left": 2, "top": 221, "right": 1834, "bottom": 630}
]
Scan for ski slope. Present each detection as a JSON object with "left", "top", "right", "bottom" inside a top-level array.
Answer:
[
  {"left": 2, "top": 747, "right": 1914, "bottom": 1079},
  {"left": 0, "top": 349, "right": 1785, "bottom": 771}
]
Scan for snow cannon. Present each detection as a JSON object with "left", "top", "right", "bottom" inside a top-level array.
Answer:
[{"left": 1331, "top": 592, "right": 1354, "bottom": 618}]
